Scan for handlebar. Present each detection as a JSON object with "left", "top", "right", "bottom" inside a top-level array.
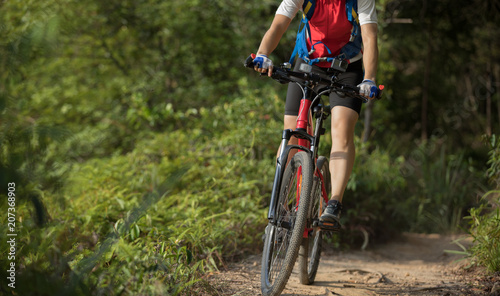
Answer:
[{"left": 244, "top": 54, "right": 384, "bottom": 101}]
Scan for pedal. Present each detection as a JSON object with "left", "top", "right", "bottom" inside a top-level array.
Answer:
[{"left": 318, "top": 221, "right": 341, "bottom": 232}]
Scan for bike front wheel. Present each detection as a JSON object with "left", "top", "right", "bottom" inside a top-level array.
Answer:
[
  {"left": 261, "top": 151, "right": 313, "bottom": 296},
  {"left": 298, "top": 156, "right": 330, "bottom": 285}
]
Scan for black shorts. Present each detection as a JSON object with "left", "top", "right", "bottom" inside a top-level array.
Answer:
[{"left": 284, "top": 58, "right": 364, "bottom": 116}]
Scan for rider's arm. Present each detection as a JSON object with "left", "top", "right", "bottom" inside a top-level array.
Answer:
[
  {"left": 255, "top": 14, "right": 293, "bottom": 76},
  {"left": 360, "top": 23, "right": 378, "bottom": 85}
]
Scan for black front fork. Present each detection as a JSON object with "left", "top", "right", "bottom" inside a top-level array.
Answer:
[
  {"left": 267, "top": 129, "right": 314, "bottom": 224},
  {"left": 267, "top": 106, "right": 328, "bottom": 224}
]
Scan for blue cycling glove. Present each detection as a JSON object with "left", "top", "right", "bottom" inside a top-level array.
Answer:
[
  {"left": 357, "top": 79, "right": 377, "bottom": 98},
  {"left": 254, "top": 54, "right": 273, "bottom": 70}
]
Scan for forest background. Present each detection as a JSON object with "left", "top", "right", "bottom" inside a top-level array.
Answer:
[{"left": 0, "top": 0, "right": 499, "bottom": 295}]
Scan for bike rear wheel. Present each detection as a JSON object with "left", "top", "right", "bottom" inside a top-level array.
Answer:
[
  {"left": 298, "top": 156, "right": 330, "bottom": 285},
  {"left": 261, "top": 151, "right": 313, "bottom": 296}
]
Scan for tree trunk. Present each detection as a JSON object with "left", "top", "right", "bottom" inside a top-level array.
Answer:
[
  {"left": 495, "top": 64, "right": 500, "bottom": 132},
  {"left": 421, "top": 24, "right": 432, "bottom": 141},
  {"left": 362, "top": 99, "right": 374, "bottom": 143},
  {"left": 420, "top": 0, "right": 431, "bottom": 142},
  {"left": 486, "top": 62, "right": 492, "bottom": 136}
]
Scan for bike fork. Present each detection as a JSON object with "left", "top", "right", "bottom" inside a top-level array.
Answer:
[{"left": 267, "top": 129, "right": 293, "bottom": 223}]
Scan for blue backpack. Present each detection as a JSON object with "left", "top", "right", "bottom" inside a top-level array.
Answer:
[{"left": 289, "top": 0, "right": 362, "bottom": 65}]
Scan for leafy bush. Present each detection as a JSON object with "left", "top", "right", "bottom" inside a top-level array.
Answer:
[
  {"left": 486, "top": 135, "right": 500, "bottom": 188},
  {"left": 338, "top": 137, "right": 407, "bottom": 246},
  {"left": 335, "top": 135, "right": 484, "bottom": 247},
  {"left": 464, "top": 135, "right": 500, "bottom": 273},
  {"left": 404, "top": 144, "right": 481, "bottom": 233},
  {"left": 466, "top": 201, "right": 500, "bottom": 273},
  {"left": 0, "top": 85, "right": 282, "bottom": 295}
]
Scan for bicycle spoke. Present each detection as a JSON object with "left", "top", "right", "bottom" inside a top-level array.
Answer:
[{"left": 269, "top": 229, "right": 289, "bottom": 281}]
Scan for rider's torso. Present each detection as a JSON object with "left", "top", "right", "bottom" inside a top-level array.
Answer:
[{"left": 307, "top": 0, "right": 353, "bottom": 61}]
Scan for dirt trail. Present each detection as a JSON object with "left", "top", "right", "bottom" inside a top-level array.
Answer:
[{"left": 209, "top": 233, "right": 496, "bottom": 296}]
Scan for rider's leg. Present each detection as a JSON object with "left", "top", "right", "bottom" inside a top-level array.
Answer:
[
  {"left": 325, "top": 59, "right": 363, "bottom": 204},
  {"left": 319, "top": 105, "right": 359, "bottom": 227},
  {"left": 329, "top": 106, "right": 359, "bottom": 202}
]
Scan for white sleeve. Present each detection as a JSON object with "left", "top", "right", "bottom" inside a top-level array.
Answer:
[
  {"left": 358, "top": 0, "right": 378, "bottom": 26},
  {"left": 276, "top": 0, "right": 304, "bottom": 20}
]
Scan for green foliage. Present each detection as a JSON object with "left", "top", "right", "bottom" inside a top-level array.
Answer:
[
  {"left": 466, "top": 202, "right": 500, "bottom": 273},
  {"left": 404, "top": 144, "right": 481, "bottom": 233},
  {"left": 0, "top": 86, "right": 282, "bottom": 295},
  {"left": 377, "top": 0, "right": 500, "bottom": 143},
  {"left": 336, "top": 135, "right": 484, "bottom": 247},
  {"left": 486, "top": 134, "right": 500, "bottom": 188},
  {"left": 463, "top": 135, "right": 500, "bottom": 273},
  {"left": 339, "top": 138, "right": 407, "bottom": 244}
]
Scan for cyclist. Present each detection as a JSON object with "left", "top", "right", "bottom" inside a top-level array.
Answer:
[{"left": 253, "top": 0, "right": 379, "bottom": 230}]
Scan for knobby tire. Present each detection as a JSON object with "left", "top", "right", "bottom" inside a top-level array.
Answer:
[
  {"left": 298, "top": 156, "right": 330, "bottom": 285},
  {"left": 261, "top": 151, "right": 313, "bottom": 296}
]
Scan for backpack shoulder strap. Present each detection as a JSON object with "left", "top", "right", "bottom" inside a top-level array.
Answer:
[
  {"left": 289, "top": 0, "right": 316, "bottom": 64},
  {"left": 345, "top": 0, "right": 357, "bottom": 22},
  {"left": 302, "top": 0, "right": 316, "bottom": 20},
  {"left": 339, "top": 0, "right": 361, "bottom": 61}
]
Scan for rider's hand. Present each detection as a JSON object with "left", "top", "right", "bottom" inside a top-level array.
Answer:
[
  {"left": 253, "top": 54, "right": 273, "bottom": 77},
  {"left": 358, "top": 79, "right": 377, "bottom": 99}
]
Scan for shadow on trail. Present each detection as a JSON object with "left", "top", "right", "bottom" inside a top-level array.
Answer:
[{"left": 281, "top": 293, "right": 324, "bottom": 296}]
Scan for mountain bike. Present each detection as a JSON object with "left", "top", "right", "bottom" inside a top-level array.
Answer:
[{"left": 245, "top": 54, "right": 383, "bottom": 296}]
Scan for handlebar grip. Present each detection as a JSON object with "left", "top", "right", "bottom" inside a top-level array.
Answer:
[
  {"left": 244, "top": 54, "right": 256, "bottom": 68},
  {"left": 370, "top": 85, "right": 384, "bottom": 99},
  {"left": 369, "top": 85, "right": 379, "bottom": 99}
]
